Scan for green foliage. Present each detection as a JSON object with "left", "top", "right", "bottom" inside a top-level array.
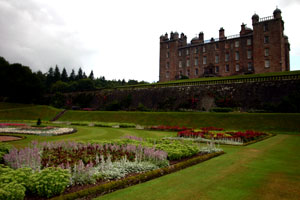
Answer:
[
  {"left": 0, "top": 143, "right": 11, "bottom": 163},
  {"left": 28, "top": 167, "right": 71, "bottom": 198},
  {"left": 0, "top": 165, "right": 33, "bottom": 200}
]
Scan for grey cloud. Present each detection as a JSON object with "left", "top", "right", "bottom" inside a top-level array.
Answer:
[
  {"left": 280, "top": 0, "right": 300, "bottom": 7},
  {"left": 0, "top": 0, "right": 94, "bottom": 73}
]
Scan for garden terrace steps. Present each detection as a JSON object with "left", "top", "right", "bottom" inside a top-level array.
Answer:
[{"left": 51, "top": 109, "right": 67, "bottom": 121}]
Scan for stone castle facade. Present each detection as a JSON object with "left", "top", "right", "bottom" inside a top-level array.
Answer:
[{"left": 159, "top": 8, "right": 290, "bottom": 82}]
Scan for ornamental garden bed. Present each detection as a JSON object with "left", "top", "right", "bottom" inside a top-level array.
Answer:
[
  {"left": 0, "top": 136, "right": 223, "bottom": 200},
  {"left": 150, "top": 126, "right": 274, "bottom": 146},
  {"left": 0, "top": 123, "right": 76, "bottom": 136}
]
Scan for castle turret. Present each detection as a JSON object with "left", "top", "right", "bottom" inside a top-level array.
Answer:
[
  {"left": 273, "top": 7, "right": 282, "bottom": 19},
  {"left": 252, "top": 13, "right": 259, "bottom": 24}
]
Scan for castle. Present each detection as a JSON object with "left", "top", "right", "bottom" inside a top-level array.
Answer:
[{"left": 159, "top": 8, "right": 290, "bottom": 82}]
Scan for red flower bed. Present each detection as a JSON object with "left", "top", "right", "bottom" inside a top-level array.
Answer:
[{"left": 177, "top": 128, "right": 267, "bottom": 143}]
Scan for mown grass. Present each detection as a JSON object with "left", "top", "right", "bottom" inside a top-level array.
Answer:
[
  {"left": 95, "top": 134, "right": 300, "bottom": 200},
  {"left": 0, "top": 105, "right": 62, "bottom": 121},
  {"left": 60, "top": 111, "right": 300, "bottom": 134},
  {"left": 3, "top": 126, "right": 176, "bottom": 148}
]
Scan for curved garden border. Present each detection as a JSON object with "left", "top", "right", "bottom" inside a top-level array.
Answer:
[
  {"left": 50, "top": 151, "right": 224, "bottom": 200},
  {"left": 0, "top": 127, "right": 77, "bottom": 136}
]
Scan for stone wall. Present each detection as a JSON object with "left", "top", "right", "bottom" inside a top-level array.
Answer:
[{"left": 61, "top": 79, "right": 300, "bottom": 112}]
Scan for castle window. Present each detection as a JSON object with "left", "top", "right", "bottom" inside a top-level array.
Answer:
[
  {"left": 187, "top": 69, "right": 190, "bottom": 76},
  {"left": 166, "top": 62, "right": 169, "bottom": 69},
  {"left": 195, "top": 68, "right": 199, "bottom": 75},
  {"left": 247, "top": 50, "right": 252, "bottom": 59},
  {"left": 194, "top": 47, "right": 198, "bottom": 54},
  {"left": 203, "top": 46, "right": 206, "bottom": 53},
  {"left": 215, "top": 66, "right": 219, "bottom": 73},
  {"left": 166, "top": 71, "right": 169, "bottom": 78},
  {"left": 265, "top": 48, "right": 269, "bottom": 56},
  {"left": 248, "top": 62, "right": 253, "bottom": 71},
  {"left": 179, "top": 50, "right": 182, "bottom": 56},
  {"left": 194, "top": 58, "right": 198, "bottom": 66},
  {"left": 179, "top": 71, "right": 183, "bottom": 75},
  {"left": 179, "top": 61, "right": 183, "bottom": 68},
  {"left": 166, "top": 43, "right": 169, "bottom": 49},
  {"left": 186, "top": 49, "right": 189, "bottom": 55},
  {"left": 166, "top": 52, "right": 169, "bottom": 58},
  {"left": 264, "top": 36, "right": 269, "bottom": 44},
  {"left": 265, "top": 60, "right": 270, "bottom": 68},
  {"left": 187, "top": 59, "right": 190, "bottom": 67},
  {"left": 235, "top": 64, "right": 240, "bottom": 72},
  {"left": 264, "top": 23, "right": 269, "bottom": 32},
  {"left": 215, "top": 55, "right": 219, "bottom": 64},
  {"left": 215, "top": 43, "right": 219, "bottom": 50},
  {"left": 225, "top": 53, "right": 229, "bottom": 62},
  {"left": 247, "top": 39, "right": 252, "bottom": 45},
  {"left": 203, "top": 56, "right": 207, "bottom": 64},
  {"left": 235, "top": 41, "right": 239, "bottom": 48},
  {"left": 235, "top": 51, "right": 239, "bottom": 61},
  {"left": 225, "top": 64, "right": 230, "bottom": 72}
]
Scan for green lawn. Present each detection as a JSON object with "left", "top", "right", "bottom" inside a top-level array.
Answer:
[
  {"left": 0, "top": 104, "right": 62, "bottom": 121},
  {"left": 60, "top": 111, "right": 300, "bottom": 134},
  {"left": 3, "top": 126, "right": 176, "bottom": 148},
  {"left": 95, "top": 134, "right": 300, "bottom": 200}
]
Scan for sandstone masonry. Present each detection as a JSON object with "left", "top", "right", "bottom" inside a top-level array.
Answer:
[{"left": 159, "top": 8, "right": 290, "bottom": 82}]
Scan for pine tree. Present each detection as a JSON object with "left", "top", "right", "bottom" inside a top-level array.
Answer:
[
  {"left": 76, "top": 67, "right": 83, "bottom": 80},
  {"left": 46, "top": 67, "right": 54, "bottom": 86},
  {"left": 83, "top": 72, "right": 87, "bottom": 79},
  {"left": 89, "top": 70, "right": 94, "bottom": 80},
  {"left": 61, "top": 68, "right": 68, "bottom": 82},
  {"left": 69, "top": 69, "right": 76, "bottom": 81},
  {"left": 53, "top": 65, "right": 61, "bottom": 82}
]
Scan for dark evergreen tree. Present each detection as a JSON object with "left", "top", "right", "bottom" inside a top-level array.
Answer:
[
  {"left": 46, "top": 67, "right": 55, "bottom": 87},
  {"left": 69, "top": 69, "right": 76, "bottom": 81},
  {"left": 89, "top": 70, "right": 94, "bottom": 80},
  {"left": 76, "top": 67, "right": 83, "bottom": 80},
  {"left": 61, "top": 68, "right": 68, "bottom": 82},
  {"left": 83, "top": 72, "right": 87, "bottom": 79},
  {"left": 53, "top": 65, "right": 61, "bottom": 82}
]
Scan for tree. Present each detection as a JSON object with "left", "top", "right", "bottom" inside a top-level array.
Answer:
[
  {"left": 83, "top": 72, "right": 87, "bottom": 79},
  {"left": 76, "top": 67, "right": 83, "bottom": 80},
  {"left": 53, "top": 65, "right": 61, "bottom": 82},
  {"left": 69, "top": 69, "right": 76, "bottom": 81},
  {"left": 89, "top": 70, "right": 94, "bottom": 80},
  {"left": 61, "top": 68, "right": 68, "bottom": 82},
  {"left": 46, "top": 67, "right": 55, "bottom": 87}
]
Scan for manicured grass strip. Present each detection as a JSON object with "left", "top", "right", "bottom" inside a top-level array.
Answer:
[
  {"left": 0, "top": 105, "right": 63, "bottom": 121},
  {"left": 3, "top": 127, "right": 177, "bottom": 148},
  {"left": 50, "top": 152, "right": 224, "bottom": 200},
  {"left": 59, "top": 111, "right": 300, "bottom": 134},
  {"left": 96, "top": 135, "right": 300, "bottom": 200}
]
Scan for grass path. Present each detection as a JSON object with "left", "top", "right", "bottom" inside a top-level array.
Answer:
[{"left": 95, "top": 134, "right": 300, "bottom": 200}]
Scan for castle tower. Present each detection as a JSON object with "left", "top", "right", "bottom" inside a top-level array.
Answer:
[{"left": 252, "top": 8, "right": 290, "bottom": 73}]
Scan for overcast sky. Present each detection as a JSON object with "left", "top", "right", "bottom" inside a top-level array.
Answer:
[{"left": 0, "top": 0, "right": 299, "bottom": 82}]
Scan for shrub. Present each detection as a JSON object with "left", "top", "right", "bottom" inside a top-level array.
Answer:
[
  {"left": 0, "top": 142, "right": 11, "bottom": 164},
  {"left": 28, "top": 167, "right": 71, "bottom": 198},
  {"left": 0, "top": 165, "right": 33, "bottom": 200}
]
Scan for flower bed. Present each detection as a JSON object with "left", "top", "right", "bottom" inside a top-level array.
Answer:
[
  {"left": 1, "top": 138, "right": 223, "bottom": 199},
  {"left": 0, "top": 126, "right": 76, "bottom": 136},
  {"left": 175, "top": 128, "right": 270, "bottom": 145}
]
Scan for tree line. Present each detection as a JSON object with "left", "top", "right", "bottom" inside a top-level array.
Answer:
[{"left": 0, "top": 56, "right": 148, "bottom": 103}]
